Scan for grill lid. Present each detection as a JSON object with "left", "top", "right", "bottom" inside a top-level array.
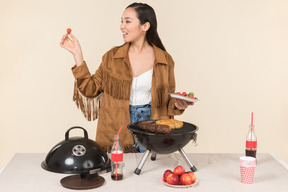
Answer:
[{"left": 41, "top": 126, "right": 110, "bottom": 174}]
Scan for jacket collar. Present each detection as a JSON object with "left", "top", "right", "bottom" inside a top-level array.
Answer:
[{"left": 114, "top": 43, "right": 168, "bottom": 65}]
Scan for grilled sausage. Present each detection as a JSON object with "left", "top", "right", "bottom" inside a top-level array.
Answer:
[
  {"left": 155, "top": 124, "right": 171, "bottom": 134},
  {"left": 137, "top": 121, "right": 171, "bottom": 134}
]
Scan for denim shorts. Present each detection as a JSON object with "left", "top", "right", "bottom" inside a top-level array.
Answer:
[{"left": 129, "top": 103, "right": 151, "bottom": 153}]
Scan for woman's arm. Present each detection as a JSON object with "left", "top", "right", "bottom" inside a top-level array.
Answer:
[
  {"left": 60, "top": 32, "right": 103, "bottom": 97},
  {"left": 60, "top": 33, "right": 84, "bottom": 67},
  {"left": 165, "top": 53, "right": 185, "bottom": 116},
  {"left": 72, "top": 61, "right": 103, "bottom": 98},
  {"left": 60, "top": 32, "right": 103, "bottom": 120}
]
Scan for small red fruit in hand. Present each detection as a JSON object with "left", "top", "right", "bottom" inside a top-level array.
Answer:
[
  {"left": 181, "top": 92, "right": 187, "bottom": 96},
  {"left": 163, "top": 169, "right": 173, "bottom": 181},
  {"left": 166, "top": 173, "right": 180, "bottom": 185},
  {"left": 174, "top": 166, "right": 185, "bottom": 176},
  {"left": 186, "top": 171, "right": 197, "bottom": 183},
  {"left": 67, "top": 28, "right": 72, "bottom": 34},
  {"left": 180, "top": 173, "right": 193, "bottom": 185}
]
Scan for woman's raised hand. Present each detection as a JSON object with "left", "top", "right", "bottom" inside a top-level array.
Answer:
[
  {"left": 60, "top": 33, "right": 84, "bottom": 66},
  {"left": 174, "top": 99, "right": 194, "bottom": 110}
]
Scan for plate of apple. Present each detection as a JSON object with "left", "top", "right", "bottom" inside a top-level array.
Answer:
[
  {"left": 162, "top": 166, "right": 198, "bottom": 188},
  {"left": 169, "top": 92, "right": 199, "bottom": 103}
]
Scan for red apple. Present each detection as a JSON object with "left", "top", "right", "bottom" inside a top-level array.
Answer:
[
  {"left": 163, "top": 169, "right": 173, "bottom": 181},
  {"left": 166, "top": 173, "right": 180, "bottom": 185},
  {"left": 186, "top": 171, "right": 197, "bottom": 183},
  {"left": 174, "top": 166, "right": 185, "bottom": 176},
  {"left": 180, "top": 173, "right": 192, "bottom": 185}
]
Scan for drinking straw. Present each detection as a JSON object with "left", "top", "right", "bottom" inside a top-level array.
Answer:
[
  {"left": 117, "top": 125, "right": 123, "bottom": 138},
  {"left": 251, "top": 112, "right": 253, "bottom": 141},
  {"left": 115, "top": 126, "right": 123, "bottom": 180}
]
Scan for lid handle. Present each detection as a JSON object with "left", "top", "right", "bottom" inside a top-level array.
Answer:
[{"left": 65, "top": 126, "right": 88, "bottom": 141}]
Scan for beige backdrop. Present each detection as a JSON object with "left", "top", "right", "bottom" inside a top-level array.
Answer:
[{"left": 1, "top": 0, "right": 288, "bottom": 171}]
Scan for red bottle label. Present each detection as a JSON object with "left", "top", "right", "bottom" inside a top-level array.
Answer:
[
  {"left": 246, "top": 141, "right": 257, "bottom": 149},
  {"left": 111, "top": 153, "right": 123, "bottom": 162}
]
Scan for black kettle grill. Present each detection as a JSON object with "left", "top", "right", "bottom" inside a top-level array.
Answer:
[
  {"left": 41, "top": 126, "right": 111, "bottom": 190},
  {"left": 128, "top": 120, "right": 198, "bottom": 175}
]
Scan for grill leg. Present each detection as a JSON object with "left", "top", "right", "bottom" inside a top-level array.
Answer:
[
  {"left": 178, "top": 147, "right": 197, "bottom": 172},
  {"left": 134, "top": 149, "right": 151, "bottom": 175},
  {"left": 151, "top": 152, "right": 157, "bottom": 161}
]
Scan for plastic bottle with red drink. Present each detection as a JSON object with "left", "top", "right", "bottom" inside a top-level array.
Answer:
[{"left": 111, "top": 135, "right": 124, "bottom": 181}]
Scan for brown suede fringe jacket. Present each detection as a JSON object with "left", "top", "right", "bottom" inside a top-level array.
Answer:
[{"left": 72, "top": 43, "right": 184, "bottom": 152}]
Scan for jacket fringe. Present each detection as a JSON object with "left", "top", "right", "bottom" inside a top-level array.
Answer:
[
  {"left": 153, "top": 87, "right": 168, "bottom": 107},
  {"left": 99, "top": 144, "right": 139, "bottom": 153},
  {"left": 73, "top": 80, "right": 103, "bottom": 121},
  {"left": 103, "top": 72, "right": 131, "bottom": 100}
]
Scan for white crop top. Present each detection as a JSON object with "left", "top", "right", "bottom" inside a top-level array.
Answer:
[{"left": 130, "top": 68, "right": 153, "bottom": 105}]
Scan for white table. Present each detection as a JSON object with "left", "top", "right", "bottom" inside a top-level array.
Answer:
[{"left": 1, "top": 153, "right": 288, "bottom": 192}]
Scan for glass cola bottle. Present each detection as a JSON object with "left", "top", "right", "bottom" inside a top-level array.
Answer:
[
  {"left": 111, "top": 135, "right": 124, "bottom": 181},
  {"left": 245, "top": 125, "right": 257, "bottom": 158}
]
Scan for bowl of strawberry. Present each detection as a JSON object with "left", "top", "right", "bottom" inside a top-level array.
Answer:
[{"left": 162, "top": 166, "right": 198, "bottom": 188}]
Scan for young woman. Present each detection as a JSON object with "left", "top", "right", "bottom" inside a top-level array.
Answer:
[{"left": 60, "top": 3, "right": 193, "bottom": 153}]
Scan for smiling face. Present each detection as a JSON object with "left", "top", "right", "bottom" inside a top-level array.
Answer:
[{"left": 120, "top": 7, "right": 149, "bottom": 43}]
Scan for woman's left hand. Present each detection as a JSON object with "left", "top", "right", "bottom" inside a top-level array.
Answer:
[{"left": 174, "top": 99, "right": 194, "bottom": 110}]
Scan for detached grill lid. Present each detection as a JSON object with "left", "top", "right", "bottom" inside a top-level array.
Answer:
[{"left": 41, "top": 126, "right": 110, "bottom": 174}]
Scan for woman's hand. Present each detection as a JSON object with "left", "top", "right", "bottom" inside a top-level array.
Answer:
[
  {"left": 60, "top": 33, "right": 84, "bottom": 66},
  {"left": 174, "top": 99, "right": 194, "bottom": 110}
]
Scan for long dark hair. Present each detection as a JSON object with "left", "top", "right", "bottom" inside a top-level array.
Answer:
[{"left": 126, "top": 2, "right": 166, "bottom": 51}]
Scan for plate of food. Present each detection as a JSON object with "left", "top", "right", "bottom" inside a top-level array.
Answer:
[
  {"left": 169, "top": 92, "right": 199, "bottom": 103},
  {"left": 162, "top": 166, "right": 199, "bottom": 188},
  {"left": 162, "top": 178, "right": 199, "bottom": 188}
]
